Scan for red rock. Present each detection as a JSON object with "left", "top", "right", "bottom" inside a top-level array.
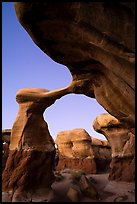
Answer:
[
  {"left": 3, "top": 88, "right": 76, "bottom": 202},
  {"left": 14, "top": 2, "right": 135, "bottom": 131},
  {"left": 55, "top": 129, "right": 96, "bottom": 174},
  {"left": 93, "top": 113, "right": 135, "bottom": 182}
]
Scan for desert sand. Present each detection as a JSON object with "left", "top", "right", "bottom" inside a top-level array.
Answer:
[
  {"left": 51, "top": 169, "right": 135, "bottom": 202},
  {"left": 2, "top": 168, "right": 135, "bottom": 202}
]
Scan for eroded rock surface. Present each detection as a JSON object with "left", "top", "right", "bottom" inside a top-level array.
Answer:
[
  {"left": 14, "top": 2, "right": 135, "bottom": 132},
  {"left": 93, "top": 113, "right": 135, "bottom": 182},
  {"left": 55, "top": 129, "right": 96, "bottom": 173},
  {"left": 91, "top": 137, "right": 111, "bottom": 173},
  {"left": 2, "top": 87, "right": 75, "bottom": 202},
  {"left": 3, "top": 4, "right": 134, "bottom": 196},
  {"left": 2, "top": 129, "right": 11, "bottom": 171},
  {"left": 13, "top": 3, "right": 135, "bottom": 183}
]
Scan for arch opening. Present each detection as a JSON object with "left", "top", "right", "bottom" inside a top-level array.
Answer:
[{"left": 44, "top": 93, "right": 108, "bottom": 141}]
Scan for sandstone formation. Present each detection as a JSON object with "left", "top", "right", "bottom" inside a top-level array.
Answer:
[
  {"left": 2, "top": 129, "right": 11, "bottom": 143},
  {"left": 2, "top": 86, "right": 76, "bottom": 202},
  {"left": 2, "top": 129, "right": 11, "bottom": 171},
  {"left": 93, "top": 113, "right": 135, "bottom": 182},
  {"left": 4, "top": 4, "right": 133, "bottom": 198},
  {"left": 14, "top": 2, "right": 135, "bottom": 134},
  {"left": 91, "top": 137, "right": 111, "bottom": 173},
  {"left": 55, "top": 129, "right": 96, "bottom": 174}
]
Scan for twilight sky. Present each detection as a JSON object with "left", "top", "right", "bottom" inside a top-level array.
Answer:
[{"left": 2, "top": 2, "right": 107, "bottom": 141}]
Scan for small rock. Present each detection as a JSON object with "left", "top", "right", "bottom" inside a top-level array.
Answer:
[
  {"left": 79, "top": 175, "right": 98, "bottom": 199},
  {"left": 67, "top": 186, "right": 80, "bottom": 202}
]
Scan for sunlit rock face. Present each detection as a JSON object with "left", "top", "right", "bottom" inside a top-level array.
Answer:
[
  {"left": 93, "top": 113, "right": 135, "bottom": 182},
  {"left": 3, "top": 88, "right": 74, "bottom": 202},
  {"left": 2, "top": 129, "right": 11, "bottom": 171},
  {"left": 91, "top": 137, "right": 111, "bottom": 173},
  {"left": 14, "top": 2, "right": 135, "bottom": 133},
  {"left": 55, "top": 128, "right": 96, "bottom": 173}
]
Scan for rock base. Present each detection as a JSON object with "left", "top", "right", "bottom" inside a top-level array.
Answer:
[
  {"left": 56, "top": 157, "right": 96, "bottom": 174},
  {"left": 2, "top": 149, "right": 55, "bottom": 202},
  {"left": 109, "top": 156, "right": 135, "bottom": 182},
  {"left": 94, "top": 158, "right": 111, "bottom": 173}
]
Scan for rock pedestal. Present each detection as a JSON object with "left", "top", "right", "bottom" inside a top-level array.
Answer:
[
  {"left": 93, "top": 113, "right": 135, "bottom": 182},
  {"left": 2, "top": 89, "right": 56, "bottom": 201},
  {"left": 2, "top": 87, "right": 73, "bottom": 202}
]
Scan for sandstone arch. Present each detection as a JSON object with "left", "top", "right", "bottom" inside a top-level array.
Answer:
[
  {"left": 14, "top": 2, "right": 135, "bottom": 132},
  {"left": 2, "top": 2, "right": 135, "bottom": 201},
  {"left": 2, "top": 86, "right": 75, "bottom": 202},
  {"left": 45, "top": 93, "right": 107, "bottom": 140}
]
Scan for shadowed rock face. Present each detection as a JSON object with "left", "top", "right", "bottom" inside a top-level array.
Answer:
[
  {"left": 14, "top": 2, "right": 135, "bottom": 132},
  {"left": 2, "top": 129, "right": 11, "bottom": 171},
  {"left": 93, "top": 113, "right": 135, "bottom": 182},
  {"left": 91, "top": 137, "right": 111, "bottom": 173},
  {"left": 2, "top": 129, "right": 11, "bottom": 143}
]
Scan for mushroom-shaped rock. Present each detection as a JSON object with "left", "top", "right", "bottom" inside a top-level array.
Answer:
[
  {"left": 55, "top": 128, "right": 96, "bottom": 173},
  {"left": 2, "top": 86, "right": 74, "bottom": 202},
  {"left": 93, "top": 113, "right": 135, "bottom": 182}
]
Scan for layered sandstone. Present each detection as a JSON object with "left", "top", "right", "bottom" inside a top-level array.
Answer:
[
  {"left": 14, "top": 2, "right": 135, "bottom": 134},
  {"left": 2, "top": 87, "right": 76, "bottom": 202},
  {"left": 11, "top": 2, "right": 135, "bottom": 184},
  {"left": 2, "top": 129, "right": 11, "bottom": 171},
  {"left": 93, "top": 113, "right": 135, "bottom": 182},
  {"left": 2, "top": 129, "right": 11, "bottom": 143},
  {"left": 55, "top": 129, "right": 96, "bottom": 173}
]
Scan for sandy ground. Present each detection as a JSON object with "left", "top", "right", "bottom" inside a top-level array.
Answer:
[
  {"left": 2, "top": 169, "right": 135, "bottom": 202},
  {"left": 51, "top": 169, "right": 135, "bottom": 202}
]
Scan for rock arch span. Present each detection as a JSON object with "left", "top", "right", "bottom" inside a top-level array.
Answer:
[{"left": 2, "top": 2, "right": 135, "bottom": 202}]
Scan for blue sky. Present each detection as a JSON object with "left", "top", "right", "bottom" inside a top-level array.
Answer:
[{"left": 2, "top": 2, "right": 107, "bottom": 140}]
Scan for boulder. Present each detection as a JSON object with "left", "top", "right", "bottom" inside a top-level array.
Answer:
[
  {"left": 93, "top": 113, "right": 135, "bottom": 182},
  {"left": 79, "top": 175, "right": 98, "bottom": 199},
  {"left": 67, "top": 186, "right": 80, "bottom": 202}
]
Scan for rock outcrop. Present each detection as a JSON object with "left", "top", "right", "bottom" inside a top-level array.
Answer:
[
  {"left": 2, "top": 129, "right": 11, "bottom": 171},
  {"left": 55, "top": 129, "right": 96, "bottom": 174},
  {"left": 14, "top": 2, "right": 135, "bottom": 134},
  {"left": 2, "top": 129, "right": 11, "bottom": 143},
  {"left": 2, "top": 86, "right": 76, "bottom": 202},
  {"left": 91, "top": 137, "right": 111, "bottom": 173},
  {"left": 9, "top": 2, "right": 134, "bottom": 186},
  {"left": 93, "top": 113, "right": 135, "bottom": 182}
]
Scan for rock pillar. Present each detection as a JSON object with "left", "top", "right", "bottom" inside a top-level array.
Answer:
[
  {"left": 2, "top": 86, "right": 73, "bottom": 202},
  {"left": 93, "top": 113, "right": 135, "bottom": 182}
]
